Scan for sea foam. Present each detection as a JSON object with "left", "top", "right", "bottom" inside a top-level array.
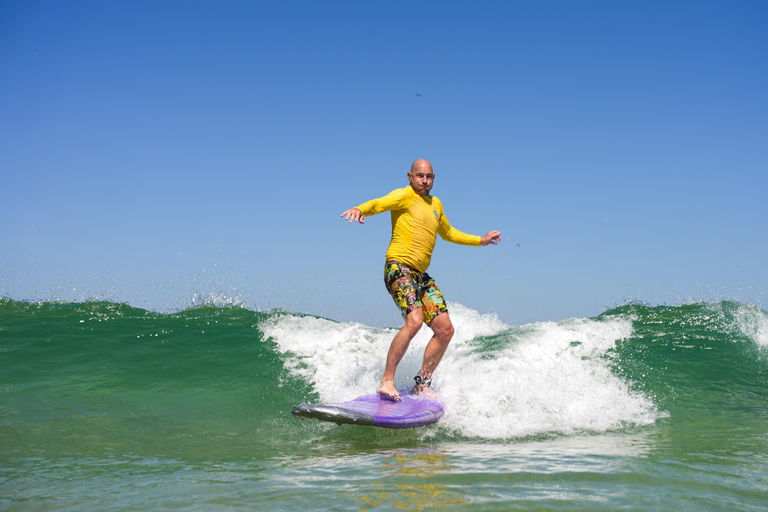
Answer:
[
  {"left": 263, "top": 304, "right": 663, "bottom": 439},
  {"left": 439, "top": 312, "right": 661, "bottom": 439},
  {"left": 733, "top": 302, "right": 768, "bottom": 349}
]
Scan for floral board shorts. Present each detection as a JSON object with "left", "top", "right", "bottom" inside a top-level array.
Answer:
[{"left": 384, "top": 260, "right": 448, "bottom": 325}]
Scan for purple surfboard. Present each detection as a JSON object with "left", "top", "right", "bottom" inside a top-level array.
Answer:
[{"left": 292, "top": 392, "right": 444, "bottom": 429}]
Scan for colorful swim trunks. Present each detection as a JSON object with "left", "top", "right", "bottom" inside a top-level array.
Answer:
[{"left": 384, "top": 260, "right": 448, "bottom": 325}]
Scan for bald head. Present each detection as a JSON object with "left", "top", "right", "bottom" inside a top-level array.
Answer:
[
  {"left": 407, "top": 159, "right": 435, "bottom": 196},
  {"left": 410, "top": 159, "right": 433, "bottom": 174}
]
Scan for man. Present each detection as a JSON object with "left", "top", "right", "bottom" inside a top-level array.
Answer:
[{"left": 340, "top": 159, "right": 502, "bottom": 401}]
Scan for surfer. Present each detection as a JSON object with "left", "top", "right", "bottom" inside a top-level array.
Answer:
[{"left": 340, "top": 159, "right": 501, "bottom": 401}]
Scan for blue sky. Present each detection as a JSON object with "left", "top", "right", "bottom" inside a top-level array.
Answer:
[{"left": 1, "top": 0, "right": 766, "bottom": 326}]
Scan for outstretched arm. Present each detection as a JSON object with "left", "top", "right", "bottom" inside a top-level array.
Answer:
[
  {"left": 340, "top": 207, "right": 365, "bottom": 224},
  {"left": 438, "top": 213, "right": 500, "bottom": 247},
  {"left": 480, "top": 231, "right": 502, "bottom": 246},
  {"left": 341, "top": 188, "right": 412, "bottom": 225}
]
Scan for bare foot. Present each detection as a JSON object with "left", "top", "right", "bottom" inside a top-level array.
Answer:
[
  {"left": 410, "top": 383, "right": 439, "bottom": 398},
  {"left": 377, "top": 380, "right": 401, "bottom": 401}
]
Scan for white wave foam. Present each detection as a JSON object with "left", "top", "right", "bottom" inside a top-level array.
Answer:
[
  {"left": 733, "top": 303, "right": 768, "bottom": 348},
  {"left": 262, "top": 314, "right": 396, "bottom": 402},
  {"left": 263, "top": 304, "right": 662, "bottom": 438},
  {"left": 439, "top": 314, "right": 661, "bottom": 439}
]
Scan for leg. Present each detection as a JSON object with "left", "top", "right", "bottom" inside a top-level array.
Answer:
[
  {"left": 377, "top": 308, "right": 423, "bottom": 401},
  {"left": 412, "top": 312, "right": 454, "bottom": 395}
]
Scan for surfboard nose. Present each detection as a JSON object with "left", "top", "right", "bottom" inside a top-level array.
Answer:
[{"left": 292, "top": 404, "right": 376, "bottom": 426}]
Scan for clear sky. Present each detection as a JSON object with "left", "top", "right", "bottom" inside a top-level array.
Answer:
[{"left": 1, "top": 0, "right": 766, "bottom": 326}]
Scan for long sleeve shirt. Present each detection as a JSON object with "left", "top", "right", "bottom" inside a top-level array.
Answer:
[{"left": 356, "top": 185, "right": 481, "bottom": 272}]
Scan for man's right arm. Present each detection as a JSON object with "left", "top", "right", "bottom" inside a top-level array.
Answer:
[{"left": 340, "top": 187, "right": 410, "bottom": 225}]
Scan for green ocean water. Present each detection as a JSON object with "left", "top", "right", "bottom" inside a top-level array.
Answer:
[{"left": 1, "top": 297, "right": 768, "bottom": 511}]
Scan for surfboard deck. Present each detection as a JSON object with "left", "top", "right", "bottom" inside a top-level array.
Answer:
[{"left": 292, "top": 392, "right": 444, "bottom": 429}]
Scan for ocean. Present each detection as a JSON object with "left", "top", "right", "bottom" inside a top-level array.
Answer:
[{"left": 1, "top": 297, "right": 767, "bottom": 510}]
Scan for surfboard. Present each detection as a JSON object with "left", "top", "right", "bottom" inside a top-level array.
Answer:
[{"left": 292, "top": 392, "right": 444, "bottom": 429}]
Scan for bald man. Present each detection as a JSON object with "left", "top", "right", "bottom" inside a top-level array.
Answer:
[{"left": 341, "top": 159, "right": 501, "bottom": 401}]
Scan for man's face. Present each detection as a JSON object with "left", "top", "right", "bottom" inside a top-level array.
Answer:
[{"left": 408, "top": 168, "right": 435, "bottom": 196}]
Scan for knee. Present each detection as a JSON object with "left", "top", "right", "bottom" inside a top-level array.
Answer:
[
  {"left": 443, "top": 323, "right": 455, "bottom": 342},
  {"left": 433, "top": 319, "right": 454, "bottom": 342},
  {"left": 404, "top": 313, "right": 423, "bottom": 337}
]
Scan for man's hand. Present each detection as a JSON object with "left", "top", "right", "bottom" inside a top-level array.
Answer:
[
  {"left": 480, "top": 230, "right": 502, "bottom": 246},
  {"left": 340, "top": 208, "right": 365, "bottom": 224}
]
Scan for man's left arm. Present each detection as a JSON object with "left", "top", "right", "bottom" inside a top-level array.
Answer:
[{"left": 438, "top": 214, "right": 501, "bottom": 247}]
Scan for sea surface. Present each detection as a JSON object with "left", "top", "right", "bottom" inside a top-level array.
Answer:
[{"left": 1, "top": 297, "right": 767, "bottom": 511}]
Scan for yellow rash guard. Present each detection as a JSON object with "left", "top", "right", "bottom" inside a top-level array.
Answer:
[{"left": 356, "top": 185, "right": 481, "bottom": 272}]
